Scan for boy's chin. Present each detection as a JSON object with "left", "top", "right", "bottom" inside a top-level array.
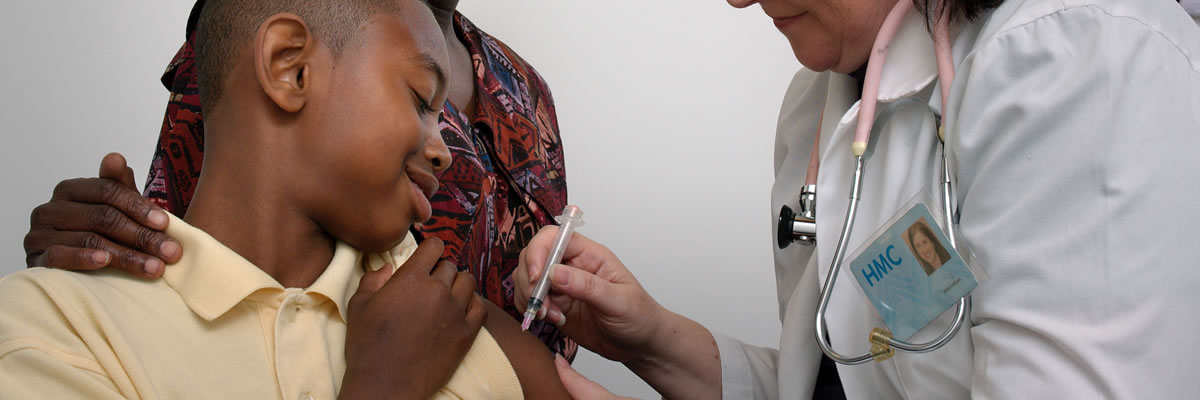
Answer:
[{"left": 343, "top": 224, "right": 413, "bottom": 254}]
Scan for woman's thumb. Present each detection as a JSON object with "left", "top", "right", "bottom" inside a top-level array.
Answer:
[{"left": 555, "top": 354, "right": 620, "bottom": 399}]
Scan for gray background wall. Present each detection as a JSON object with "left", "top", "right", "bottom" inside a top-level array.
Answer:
[{"left": 0, "top": 1, "right": 800, "bottom": 397}]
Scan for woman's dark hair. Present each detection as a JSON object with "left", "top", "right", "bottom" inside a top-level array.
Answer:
[
  {"left": 907, "top": 221, "right": 951, "bottom": 275},
  {"left": 916, "top": 0, "right": 1004, "bottom": 23}
]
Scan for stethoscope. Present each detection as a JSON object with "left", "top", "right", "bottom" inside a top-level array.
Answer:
[{"left": 776, "top": 0, "right": 968, "bottom": 364}]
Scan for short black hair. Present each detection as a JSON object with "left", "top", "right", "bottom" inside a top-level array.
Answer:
[
  {"left": 194, "top": 0, "right": 408, "bottom": 114},
  {"left": 916, "top": 0, "right": 1005, "bottom": 24}
]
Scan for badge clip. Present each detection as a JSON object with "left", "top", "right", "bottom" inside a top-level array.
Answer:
[{"left": 869, "top": 328, "right": 895, "bottom": 362}]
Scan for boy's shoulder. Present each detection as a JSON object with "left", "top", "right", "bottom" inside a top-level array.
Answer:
[
  {"left": 0, "top": 267, "right": 172, "bottom": 309},
  {"left": 0, "top": 267, "right": 177, "bottom": 348}
]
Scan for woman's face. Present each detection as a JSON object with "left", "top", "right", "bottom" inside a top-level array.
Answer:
[
  {"left": 912, "top": 229, "right": 940, "bottom": 266},
  {"left": 727, "top": 0, "right": 897, "bottom": 73}
]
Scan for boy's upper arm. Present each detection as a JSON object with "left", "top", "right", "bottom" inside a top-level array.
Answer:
[
  {"left": 0, "top": 272, "right": 126, "bottom": 398},
  {"left": 0, "top": 345, "right": 125, "bottom": 399},
  {"left": 482, "top": 300, "right": 569, "bottom": 399}
]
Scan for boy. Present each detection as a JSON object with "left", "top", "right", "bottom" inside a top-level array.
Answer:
[
  {"left": 23, "top": 0, "right": 575, "bottom": 361},
  {"left": 0, "top": 0, "right": 565, "bottom": 398}
]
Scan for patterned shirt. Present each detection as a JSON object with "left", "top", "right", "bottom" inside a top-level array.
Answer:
[{"left": 143, "top": 5, "right": 574, "bottom": 359}]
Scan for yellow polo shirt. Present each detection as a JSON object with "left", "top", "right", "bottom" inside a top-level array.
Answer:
[{"left": 0, "top": 214, "right": 522, "bottom": 399}]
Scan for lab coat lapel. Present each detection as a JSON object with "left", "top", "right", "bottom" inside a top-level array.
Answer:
[
  {"left": 810, "top": 8, "right": 945, "bottom": 399},
  {"left": 813, "top": 7, "right": 939, "bottom": 294}
]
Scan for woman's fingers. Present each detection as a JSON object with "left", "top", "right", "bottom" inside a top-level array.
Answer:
[
  {"left": 547, "top": 264, "right": 625, "bottom": 316},
  {"left": 31, "top": 201, "right": 178, "bottom": 262},
  {"left": 523, "top": 227, "right": 607, "bottom": 281},
  {"left": 554, "top": 354, "right": 625, "bottom": 400},
  {"left": 27, "top": 232, "right": 164, "bottom": 277}
]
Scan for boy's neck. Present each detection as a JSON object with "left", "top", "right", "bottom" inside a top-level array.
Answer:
[{"left": 183, "top": 113, "right": 336, "bottom": 289}]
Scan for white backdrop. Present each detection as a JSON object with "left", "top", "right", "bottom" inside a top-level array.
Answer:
[{"left": 0, "top": 1, "right": 801, "bottom": 398}]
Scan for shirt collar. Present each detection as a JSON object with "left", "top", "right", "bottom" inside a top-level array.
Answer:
[
  {"left": 161, "top": 213, "right": 418, "bottom": 323},
  {"left": 322, "top": 233, "right": 419, "bottom": 324}
]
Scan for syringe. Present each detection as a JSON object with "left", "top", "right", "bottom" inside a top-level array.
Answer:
[{"left": 521, "top": 205, "right": 584, "bottom": 332}]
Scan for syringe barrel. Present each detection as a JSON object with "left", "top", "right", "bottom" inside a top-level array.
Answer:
[{"left": 529, "top": 205, "right": 584, "bottom": 308}]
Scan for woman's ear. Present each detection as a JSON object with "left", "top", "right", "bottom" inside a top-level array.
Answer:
[{"left": 254, "top": 13, "right": 314, "bottom": 113}]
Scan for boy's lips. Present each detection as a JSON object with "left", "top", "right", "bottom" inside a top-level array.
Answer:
[
  {"left": 407, "top": 168, "right": 439, "bottom": 222},
  {"left": 407, "top": 168, "right": 439, "bottom": 200}
]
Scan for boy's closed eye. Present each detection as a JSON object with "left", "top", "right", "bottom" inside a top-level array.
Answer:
[{"left": 409, "top": 53, "right": 448, "bottom": 115}]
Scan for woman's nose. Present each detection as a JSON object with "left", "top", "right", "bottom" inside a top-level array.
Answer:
[{"left": 727, "top": 0, "right": 759, "bottom": 8}]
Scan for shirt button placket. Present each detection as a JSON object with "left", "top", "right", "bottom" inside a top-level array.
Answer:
[{"left": 283, "top": 296, "right": 299, "bottom": 323}]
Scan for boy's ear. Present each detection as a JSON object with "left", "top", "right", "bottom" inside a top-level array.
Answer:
[{"left": 254, "top": 13, "right": 315, "bottom": 113}]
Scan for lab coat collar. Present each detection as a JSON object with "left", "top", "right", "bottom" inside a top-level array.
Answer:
[{"left": 871, "top": 8, "right": 938, "bottom": 102}]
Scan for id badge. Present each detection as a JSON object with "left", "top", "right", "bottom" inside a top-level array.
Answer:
[{"left": 847, "top": 192, "right": 986, "bottom": 341}]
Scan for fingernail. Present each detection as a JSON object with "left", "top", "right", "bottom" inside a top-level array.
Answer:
[
  {"left": 551, "top": 310, "right": 566, "bottom": 327},
  {"left": 144, "top": 258, "right": 164, "bottom": 276},
  {"left": 553, "top": 266, "right": 570, "bottom": 286},
  {"left": 160, "top": 241, "right": 180, "bottom": 259},
  {"left": 92, "top": 251, "right": 110, "bottom": 265},
  {"left": 148, "top": 209, "right": 168, "bottom": 228}
]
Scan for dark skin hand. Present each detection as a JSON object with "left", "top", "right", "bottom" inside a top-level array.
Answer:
[
  {"left": 23, "top": 153, "right": 180, "bottom": 278},
  {"left": 340, "top": 238, "right": 487, "bottom": 399}
]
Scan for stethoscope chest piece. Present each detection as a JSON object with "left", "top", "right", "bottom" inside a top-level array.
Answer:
[{"left": 778, "top": 184, "right": 818, "bottom": 248}]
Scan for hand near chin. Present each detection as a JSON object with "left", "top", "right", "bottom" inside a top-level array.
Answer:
[{"left": 339, "top": 238, "right": 486, "bottom": 399}]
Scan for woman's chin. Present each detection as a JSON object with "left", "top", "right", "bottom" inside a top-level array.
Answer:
[{"left": 789, "top": 43, "right": 839, "bottom": 73}]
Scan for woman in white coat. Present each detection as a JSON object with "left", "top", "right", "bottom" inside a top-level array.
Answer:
[{"left": 516, "top": 0, "right": 1200, "bottom": 398}]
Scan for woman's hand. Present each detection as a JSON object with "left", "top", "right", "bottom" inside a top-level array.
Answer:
[
  {"left": 340, "top": 238, "right": 486, "bottom": 399},
  {"left": 23, "top": 153, "right": 180, "bottom": 278},
  {"left": 515, "top": 227, "right": 723, "bottom": 399},
  {"left": 553, "top": 355, "right": 636, "bottom": 400},
  {"left": 514, "top": 226, "right": 667, "bottom": 364}
]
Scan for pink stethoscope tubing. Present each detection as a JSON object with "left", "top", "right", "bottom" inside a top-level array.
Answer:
[{"left": 809, "top": 0, "right": 969, "bottom": 365}]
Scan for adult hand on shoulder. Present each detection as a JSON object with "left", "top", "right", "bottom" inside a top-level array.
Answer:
[
  {"left": 23, "top": 153, "right": 180, "bottom": 278},
  {"left": 514, "top": 226, "right": 667, "bottom": 364},
  {"left": 341, "top": 238, "right": 486, "bottom": 399}
]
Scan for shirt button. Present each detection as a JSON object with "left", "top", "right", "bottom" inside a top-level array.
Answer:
[
  {"left": 284, "top": 303, "right": 298, "bottom": 323},
  {"left": 299, "top": 393, "right": 313, "bottom": 400}
]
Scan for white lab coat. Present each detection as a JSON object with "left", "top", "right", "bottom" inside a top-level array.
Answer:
[{"left": 714, "top": 0, "right": 1200, "bottom": 398}]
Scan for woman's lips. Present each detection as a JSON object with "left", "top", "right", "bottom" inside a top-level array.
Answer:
[{"left": 772, "top": 12, "right": 805, "bottom": 29}]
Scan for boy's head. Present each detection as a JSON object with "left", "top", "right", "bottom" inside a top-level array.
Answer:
[{"left": 194, "top": 0, "right": 452, "bottom": 253}]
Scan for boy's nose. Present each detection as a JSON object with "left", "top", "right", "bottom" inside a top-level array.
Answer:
[
  {"left": 425, "top": 130, "right": 452, "bottom": 173},
  {"left": 728, "top": 0, "right": 759, "bottom": 8}
]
